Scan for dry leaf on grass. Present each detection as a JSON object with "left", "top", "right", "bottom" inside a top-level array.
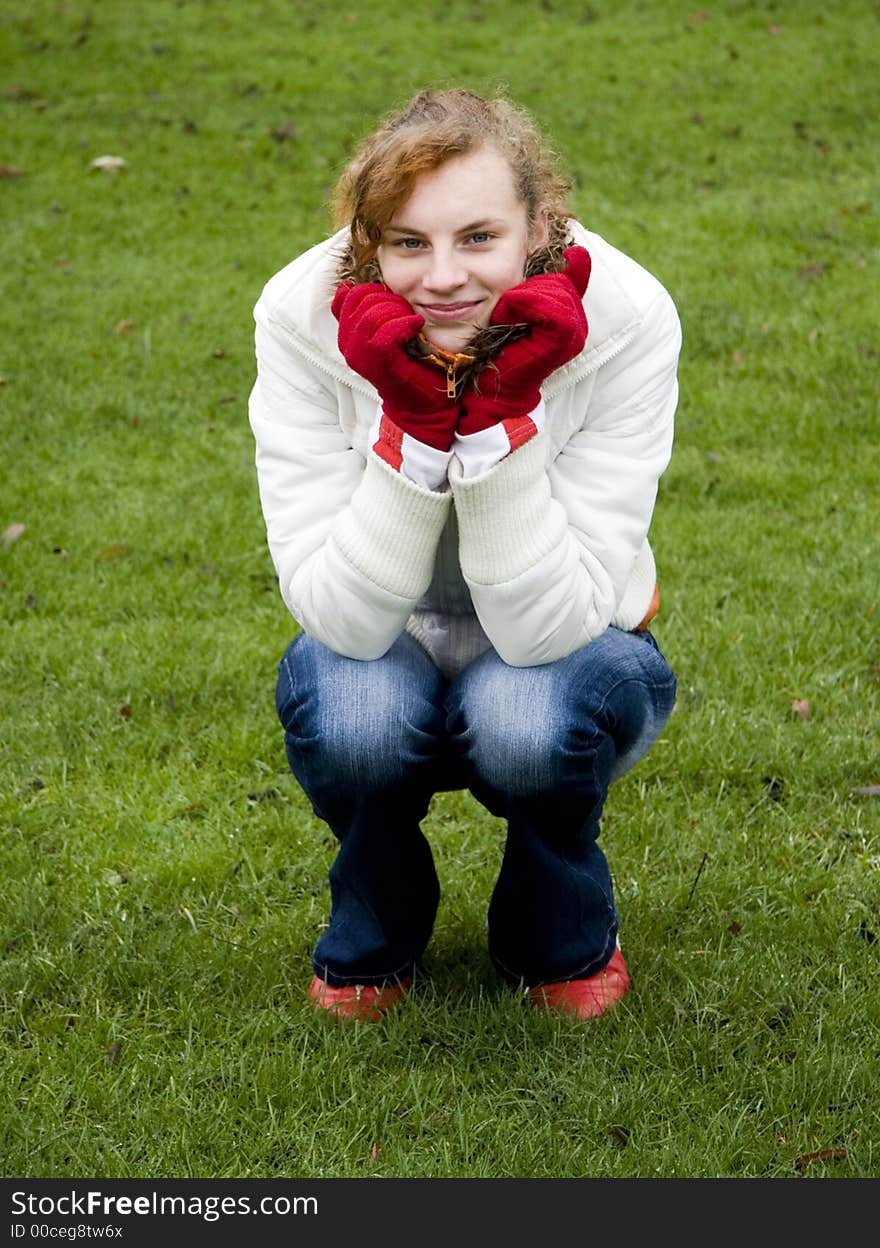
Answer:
[
  {"left": 90, "top": 155, "right": 127, "bottom": 172},
  {"left": 794, "top": 1147, "right": 846, "bottom": 1171},
  {"left": 95, "top": 544, "right": 130, "bottom": 562},
  {"left": 2, "top": 523, "right": 26, "bottom": 548}
]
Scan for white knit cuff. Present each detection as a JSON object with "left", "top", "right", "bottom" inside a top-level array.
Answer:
[
  {"left": 449, "top": 433, "right": 568, "bottom": 585},
  {"left": 332, "top": 450, "right": 452, "bottom": 601}
]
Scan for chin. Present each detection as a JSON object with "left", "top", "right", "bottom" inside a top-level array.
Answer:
[{"left": 425, "top": 324, "right": 480, "bottom": 355}]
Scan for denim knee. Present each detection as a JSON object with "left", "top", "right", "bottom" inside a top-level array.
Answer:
[
  {"left": 276, "top": 632, "right": 448, "bottom": 793},
  {"left": 448, "top": 654, "right": 581, "bottom": 796},
  {"left": 448, "top": 629, "right": 675, "bottom": 796}
]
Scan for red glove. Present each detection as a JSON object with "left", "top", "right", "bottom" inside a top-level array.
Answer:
[
  {"left": 331, "top": 282, "right": 460, "bottom": 456},
  {"left": 457, "top": 246, "right": 591, "bottom": 448}
]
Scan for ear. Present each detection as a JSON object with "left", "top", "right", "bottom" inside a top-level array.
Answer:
[{"left": 529, "top": 203, "right": 550, "bottom": 251}]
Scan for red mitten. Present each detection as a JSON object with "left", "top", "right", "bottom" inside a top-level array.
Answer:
[
  {"left": 457, "top": 246, "right": 591, "bottom": 455},
  {"left": 332, "top": 282, "right": 460, "bottom": 459}
]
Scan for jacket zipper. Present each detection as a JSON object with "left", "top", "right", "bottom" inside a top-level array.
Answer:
[
  {"left": 445, "top": 361, "right": 457, "bottom": 399},
  {"left": 275, "top": 321, "right": 379, "bottom": 399}
]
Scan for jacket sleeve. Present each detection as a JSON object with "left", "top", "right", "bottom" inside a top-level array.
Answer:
[
  {"left": 449, "top": 286, "right": 680, "bottom": 666},
  {"left": 249, "top": 298, "right": 452, "bottom": 660}
]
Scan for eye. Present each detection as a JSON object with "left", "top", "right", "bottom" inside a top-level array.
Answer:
[
  {"left": 395, "top": 237, "right": 426, "bottom": 250},
  {"left": 467, "top": 231, "right": 494, "bottom": 245}
]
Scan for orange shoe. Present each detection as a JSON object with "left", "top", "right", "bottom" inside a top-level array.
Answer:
[
  {"left": 308, "top": 975, "right": 411, "bottom": 1022},
  {"left": 529, "top": 948, "right": 631, "bottom": 1020}
]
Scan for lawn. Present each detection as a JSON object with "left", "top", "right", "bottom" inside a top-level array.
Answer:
[{"left": 2, "top": 0, "right": 879, "bottom": 1179}]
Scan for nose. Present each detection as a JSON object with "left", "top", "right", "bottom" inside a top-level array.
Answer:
[{"left": 423, "top": 246, "right": 468, "bottom": 294}]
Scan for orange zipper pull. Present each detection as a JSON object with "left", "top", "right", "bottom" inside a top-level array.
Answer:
[
  {"left": 446, "top": 362, "right": 457, "bottom": 399},
  {"left": 416, "top": 335, "right": 475, "bottom": 399}
]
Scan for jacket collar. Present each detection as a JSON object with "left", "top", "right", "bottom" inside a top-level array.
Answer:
[
  {"left": 278, "top": 222, "right": 642, "bottom": 399},
  {"left": 541, "top": 220, "right": 642, "bottom": 397}
]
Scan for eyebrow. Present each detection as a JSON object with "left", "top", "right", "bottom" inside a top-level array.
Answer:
[{"left": 383, "top": 218, "right": 504, "bottom": 236}]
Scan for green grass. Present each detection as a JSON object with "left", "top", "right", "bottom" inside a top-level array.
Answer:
[{"left": 2, "top": 0, "right": 879, "bottom": 1179}]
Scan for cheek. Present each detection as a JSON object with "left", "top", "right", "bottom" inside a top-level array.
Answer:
[
  {"left": 376, "top": 250, "right": 411, "bottom": 295},
  {"left": 491, "top": 236, "right": 531, "bottom": 287},
  {"left": 485, "top": 252, "right": 530, "bottom": 301}
]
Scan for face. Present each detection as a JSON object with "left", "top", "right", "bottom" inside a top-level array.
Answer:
[{"left": 376, "top": 145, "right": 549, "bottom": 354}]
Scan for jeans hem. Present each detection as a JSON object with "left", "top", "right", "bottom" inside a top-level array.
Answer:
[
  {"left": 489, "top": 924, "right": 618, "bottom": 989},
  {"left": 311, "top": 959, "right": 416, "bottom": 989}
]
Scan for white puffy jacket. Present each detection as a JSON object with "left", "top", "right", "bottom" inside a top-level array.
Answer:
[{"left": 248, "top": 220, "right": 681, "bottom": 677}]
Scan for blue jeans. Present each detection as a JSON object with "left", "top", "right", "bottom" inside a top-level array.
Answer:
[{"left": 275, "top": 627, "right": 676, "bottom": 988}]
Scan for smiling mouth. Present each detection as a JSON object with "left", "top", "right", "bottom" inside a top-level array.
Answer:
[{"left": 419, "top": 301, "right": 482, "bottom": 321}]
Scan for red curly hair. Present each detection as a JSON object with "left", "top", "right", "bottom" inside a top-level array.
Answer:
[
  {"left": 333, "top": 88, "right": 575, "bottom": 284},
  {"left": 330, "top": 90, "right": 577, "bottom": 379}
]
